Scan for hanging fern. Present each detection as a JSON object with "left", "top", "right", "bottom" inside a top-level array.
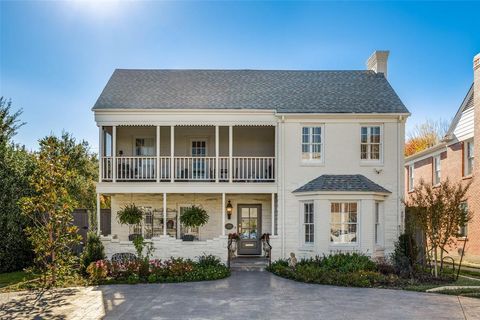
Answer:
[
  {"left": 117, "top": 203, "right": 143, "bottom": 225},
  {"left": 180, "top": 205, "right": 209, "bottom": 228}
]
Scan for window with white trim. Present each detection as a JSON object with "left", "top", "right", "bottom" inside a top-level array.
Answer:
[
  {"left": 361, "top": 126, "right": 381, "bottom": 160},
  {"left": 303, "top": 202, "right": 314, "bottom": 244},
  {"left": 465, "top": 140, "right": 474, "bottom": 176},
  {"left": 330, "top": 202, "right": 357, "bottom": 244},
  {"left": 302, "top": 126, "right": 323, "bottom": 161},
  {"left": 433, "top": 155, "right": 441, "bottom": 185},
  {"left": 458, "top": 202, "right": 468, "bottom": 237},
  {"left": 408, "top": 165, "right": 414, "bottom": 191},
  {"left": 375, "top": 202, "right": 380, "bottom": 245}
]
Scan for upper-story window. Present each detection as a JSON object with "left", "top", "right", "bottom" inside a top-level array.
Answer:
[
  {"left": 360, "top": 126, "right": 382, "bottom": 161},
  {"left": 464, "top": 140, "right": 474, "bottom": 176},
  {"left": 408, "top": 164, "right": 414, "bottom": 191},
  {"left": 433, "top": 155, "right": 441, "bottom": 185},
  {"left": 302, "top": 126, "right": 323, "bottom": 161},
  {"left": 135, "top": 137, "right": 155, "bottom": 156}
]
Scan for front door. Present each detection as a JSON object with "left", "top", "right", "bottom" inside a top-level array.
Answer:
[{"left": 237, "top": 204, "right": 262, "bottom": 255}]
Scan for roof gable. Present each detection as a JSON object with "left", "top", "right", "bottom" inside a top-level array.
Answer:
[{"left": 93, "top": 69, "right": 409, "bottom": 114}]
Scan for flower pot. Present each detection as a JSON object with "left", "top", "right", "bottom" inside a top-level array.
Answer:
[{"left": 182, "top": 234, "right": 195, "bottom": 241}]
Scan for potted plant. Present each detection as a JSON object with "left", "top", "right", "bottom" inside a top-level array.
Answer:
[
  {"left": 180, "top": 205, "right": 209, "bottom": 241},
  {"left": 117, "top": 203, "right": 143, "bottom": 225}
]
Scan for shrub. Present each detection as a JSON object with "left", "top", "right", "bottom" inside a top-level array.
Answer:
[
  {"left": 391, "top": 233, "right": 418, "bottom": 278},
  {"left": 81, "top": 232, "right": 106, "bottom": 273},
  {"left": 86, "top": 260, "right": 110, "bottom": 283},
  {"left": 197, "top": 254, "right": 222, "bottom": 268}
]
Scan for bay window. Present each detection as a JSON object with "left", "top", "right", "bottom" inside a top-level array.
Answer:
[
  {"left": 330, "top": 202, "right": 358, "bottom": 244},
  {"left": 303, "top": 202, "right": 314, "bottom": 244}
]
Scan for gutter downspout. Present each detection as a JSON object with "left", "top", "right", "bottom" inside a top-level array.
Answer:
[{"left": 281, "top": 115, "right": 286, "bottom": 258}]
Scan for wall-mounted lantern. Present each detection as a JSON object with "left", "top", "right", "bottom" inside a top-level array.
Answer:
[{"left": 226, "top": 200, "right": 233, "bottom": 220}]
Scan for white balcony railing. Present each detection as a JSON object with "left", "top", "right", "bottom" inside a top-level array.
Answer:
[
  {"left": 100, "top": 156, "right": 275, "bottom": 182},
  {"left": 232, "top": 157, "right": 275, "bottom": 181},
  {"left": 174, "top": 157, "right": 216, "bottom": 181}
]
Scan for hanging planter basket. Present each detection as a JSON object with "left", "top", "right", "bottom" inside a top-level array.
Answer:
[
  {"left": 117, "top": 203, "right": 143, "bottom": 225},
  {"left": 180, "top": 205, "right": 209, "bottom": 240}
]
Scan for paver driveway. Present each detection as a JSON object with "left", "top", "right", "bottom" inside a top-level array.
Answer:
[{"left": 1, "top": 271, "right": 479, "bottom": 319}]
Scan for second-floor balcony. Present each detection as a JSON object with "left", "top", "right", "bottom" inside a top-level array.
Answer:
[{"left": 99, "top": 125, "right": 276, "bottom": 183}]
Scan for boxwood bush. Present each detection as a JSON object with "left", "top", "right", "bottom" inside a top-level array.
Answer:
[{"left": 267, "top": 253, "right": 400, "bottom": 288}]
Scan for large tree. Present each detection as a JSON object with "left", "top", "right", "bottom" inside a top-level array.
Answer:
[
  {"left": 0, "top": 97, "right": 35, "bottom": 272},
  {"left": 20, "top": 137, "right": 82, "bottom": 285},
  {"left": 405, "top": 119, "right": 449, "bottom": 156},
  {"left": 405, "top": 179, "right": 471, "bottom": 277}
]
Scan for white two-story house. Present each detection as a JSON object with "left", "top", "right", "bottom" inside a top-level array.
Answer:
[{"left": 94, "top": 51, "right": 409, "bottom": 262}]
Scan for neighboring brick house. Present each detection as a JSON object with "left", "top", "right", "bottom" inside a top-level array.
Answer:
[{"left": 405, "top": 53, "right": 480, "bottom": 264}]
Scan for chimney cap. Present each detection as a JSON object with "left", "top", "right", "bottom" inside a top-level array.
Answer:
[{"left": 366, "top": 50, "right": 390, "bottom": 77}]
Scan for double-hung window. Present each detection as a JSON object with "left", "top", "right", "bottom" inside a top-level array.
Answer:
[
  {"left": 433, "top": 155, "right": 441, "bottom": 185},
  {"left": 408, "top": 165, "right": 414, "bottom": 191},
  {"left": 303, "top": 202, "right": 314, "bottom": 244},
  {"left": 465, "top": 140, "right": 474, "bottom": 176},
  {"left": 375, "top": 202, "right": 381, "bottom": 245},
  {"left": 330, "top": 202, "right": 358, "bottom": 244},
  {"left": 361, "top": 126, "right": 382, "bottom": 161},
  {"left": 302, "top": 126, "right": 323, "bottom": 161}
]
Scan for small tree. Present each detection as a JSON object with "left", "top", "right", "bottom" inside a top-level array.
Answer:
[
  {"left": 405, "top": 119, "right": 449, "bottom": 156},
  {"left": 405, "top": 179, "right": 471, "bottom": 277},
  {"left": 20, "top": 137, "right": 81, "bottom": 286},
  {"left": 81, "top": 232, "right": 106, "bottom": 273}
]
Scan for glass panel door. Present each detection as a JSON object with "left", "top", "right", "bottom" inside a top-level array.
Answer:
[{"left": 237, "top": 204, "right": 262, "bottom": 255}]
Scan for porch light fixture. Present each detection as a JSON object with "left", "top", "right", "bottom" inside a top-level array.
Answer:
[{"left": 226, "top": 200, "right": 233, "bottom": 220}]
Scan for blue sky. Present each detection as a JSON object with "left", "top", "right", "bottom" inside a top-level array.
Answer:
[{"left": 1, "top": 1, "right": 479, "bottom": 152}]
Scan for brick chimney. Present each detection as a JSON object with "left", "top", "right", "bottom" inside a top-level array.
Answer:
[{"left": 366, "top": 50, "right": 390, "bottom": 78}]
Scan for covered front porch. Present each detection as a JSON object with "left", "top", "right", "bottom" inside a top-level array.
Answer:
[{"left": 98, "top": 193, "right": 279, "bottom": 261}]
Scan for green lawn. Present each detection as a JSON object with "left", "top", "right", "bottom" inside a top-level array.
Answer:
[{"left": 0, "top": 271, "right": 34, "bottom": 288}]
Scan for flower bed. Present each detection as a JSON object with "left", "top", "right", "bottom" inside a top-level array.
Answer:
[
  {"left": 87, "top": 254, "right": 230, "bottom": 284},
  {"left": 267, "top": 253, "right": 456, "bottom": 289}
]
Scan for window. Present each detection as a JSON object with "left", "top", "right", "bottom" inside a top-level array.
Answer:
[
  {"left": 361, "top": 126, "right": 382, "bottom": 161},
  {"left": 330, "top": 202, "right": 358, "bottom": 244},
  {"left": 191, "top": 140, "right": 207, "bottom": 157},
  {"left": 375, "top": 202, "right": 380, "bottom": 245},
  {"left": 135, "top": 138, "right": 155, "bottom": 156},
  {"left": 408, "top": 165, "right": 414, "bottom": 191},
  {"left": 458, "top": 202, "right": 468, "bottom": 237},
  {"left": 302, "top": 126, "right": 323, "bottom": 161},
  {"left": 465, "top": 140, "right": 474, "bottom": 176},
  {"left": 303, "top": 202, "right": 314, "bottom": 244},
  {"left": 433, "top": 155, "right": 441, "bottom": 185}
]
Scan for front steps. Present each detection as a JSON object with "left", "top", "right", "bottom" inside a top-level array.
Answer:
[{"left": 230, "top": 256, "right": 270, "bottom": 271}]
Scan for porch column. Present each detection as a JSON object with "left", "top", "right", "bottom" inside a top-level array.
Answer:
[
  {"left": 96, "top": 193, "right": 101, "bottom": 236},
  {"left": 222, "top": 193, "right": 226, "bottom": 236},
  {"left": 229, "top": 125, "right": 233, "bottom": 183},
  {"left": 112, "top": 126, "right": 117, "bottom": 183},
  {"left": 274, "top": 125, "right": 277, "bottom": 181},
  {"left": 170, "top": 126, "right": 174, "bottom": 183},
  {"left": 163, "top": 192, "right": 167, "bottom": 236},
  {"left": 98, "top": 126, "right": 103, "bottom": 182},
  {"left": 156, "top": 126, "right": 160, "bottom": 183},
  {"left": 271, "top": 193, "right": 275, "bottom": 236},
  {"left": 215, "top": 125, "right": 219, "bottom": 183}
]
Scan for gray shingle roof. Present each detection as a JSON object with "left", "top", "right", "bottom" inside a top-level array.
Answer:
[
  {"left": 293, "top": 174, "right": 391, "bottom": 193},
  {"left": 92, "top": 69, "right": 409, "bottom": 114}
]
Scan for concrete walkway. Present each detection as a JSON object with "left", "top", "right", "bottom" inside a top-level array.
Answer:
[{"left": 1, "top": 271, "right": 479, "bottom": 319}]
